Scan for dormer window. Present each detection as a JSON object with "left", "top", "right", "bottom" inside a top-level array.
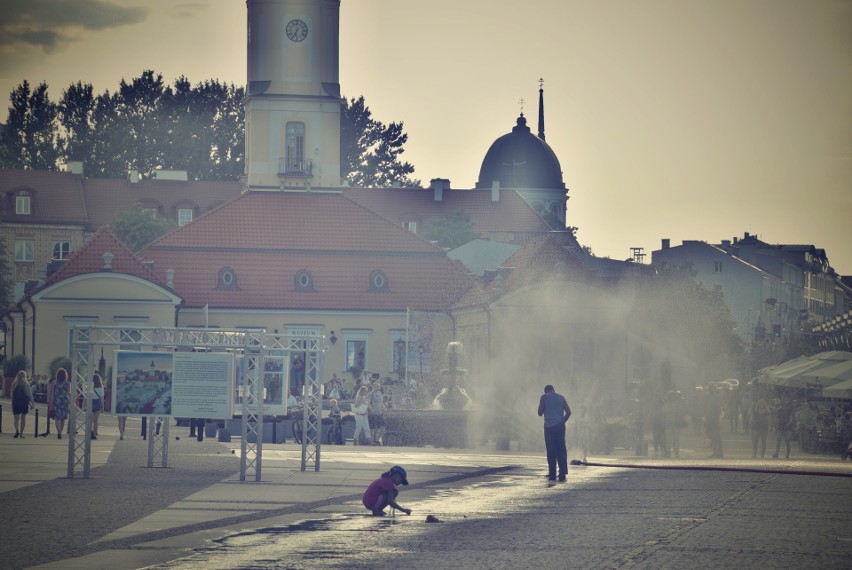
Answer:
[
  {"left": 178, "top": 208, "right": 193, "bottom": 226},
  {"left": 216, "top": 267, "right": 239, "bottom": 290},
  {"left": 16, "top": 193, "right": 31, "bottom": 215},
  {"left": 402, "top": 221, "right": 417, "bottom": 233},
  {"left": 368, "top": 270, "right": 389, "bottom": 292},
  {"left": 294, "top": 269, "right": 315, "bottom": 292}
]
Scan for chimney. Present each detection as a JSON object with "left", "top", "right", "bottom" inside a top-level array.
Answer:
[
  {"left": 128, "top": 170, "right": 139, "bottom": 184},
  {"left": 102, "top": 252, "right": 113, "bottom": 271},
  {"left": 491, "top": 180, "right": 500, "bottom": 202},
  {"left": 153, "top": 169, "right": 189, "bottom": 181},
  {"left": 721, "top": 240, "right": 731, "bottom": 247},
  {"left": 430, "top": 178, "right": 450, "bottom": 201},
  {"left": 733, "top": 236, "right": 738, "bottom": 244},
  {"left": 744, "top": 232, "right": 750, "bottom": 239},
  {"left": 661, "top": 239, "right": 670, "bottom": 250},
  {"left": 67, "top": 161, "right": 84, "bottom": 176}
]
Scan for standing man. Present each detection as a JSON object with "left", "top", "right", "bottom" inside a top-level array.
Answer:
[{"left": 538, "top": 384, "right": 572, "bottom": 483}]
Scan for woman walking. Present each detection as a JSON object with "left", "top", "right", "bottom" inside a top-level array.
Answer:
[
  {"left": 351, "top": 385, "right": 371, "bottom": 445},
  {"left": 12, "top": 370, "right": 35, "bottom": 438},
  {"left": 91, "top": 374, "right": 104, "bottom": 439},
  {"left": 52, "top": 368, "right": 71, "bottom": 439}
]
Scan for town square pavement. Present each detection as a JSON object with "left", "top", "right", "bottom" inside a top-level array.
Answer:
[{"left": 0, "top": 400, "right": 850, "bottom": 569}]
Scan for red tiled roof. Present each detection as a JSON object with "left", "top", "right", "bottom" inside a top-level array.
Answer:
[
  {"left": 143, "top": 192, "right": 477, "bottom": 310},
  {"left": 45, "top": 227, "right": 170, "bottom": 289},
  {"left": 343, "top": 187, "right": 553, "bottom": 237},
  {"left": 0, "top": 169, "right": 88, "bottom": 224}
]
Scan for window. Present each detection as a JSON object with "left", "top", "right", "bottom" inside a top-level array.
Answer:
[
  {"left": 178, "top": 208, "right": 193, "bottom": 226},
  {"left": 402, "top": 221, "right": 417, "bottom": 233},
  {"left": 392, "top": 337, "right": 406, "bottom": 374},
  {"left": 53, "top": 241, "right": 71, "bottom": 260},
  {"left": 294, "top": 269, "right": 315, "bottom": 292},
  {"left": 16, "top": 194, "right": 31, "bottom": 215},
  {"left": 216, "top": 266, "right": 239, "bottom": 290},
  {"left": 714, "top": 261, "right": 723, "bottom": 273},
  {"left": 368, "top": 270, "right": 389, "bottom": 292},
  {"left": 14, "top": 239, "right": 34, "bottom": 262},
  {"left": 346, "top": 339, "right": 367, "bottom": 372},
  {"left": 285, "top": 122, "right": 306, "bottom": 172}
]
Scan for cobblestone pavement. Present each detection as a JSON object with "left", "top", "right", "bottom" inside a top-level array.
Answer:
[{"left": 1, "top": 400, "right": 850, "bottom": 569}]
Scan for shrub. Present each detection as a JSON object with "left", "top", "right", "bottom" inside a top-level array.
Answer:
[
  {"left": 48, "top": 356, "right": 73, "bottom": 379},
  {"left": 3, "top": 354, "right": 29, "bottom": 378}
]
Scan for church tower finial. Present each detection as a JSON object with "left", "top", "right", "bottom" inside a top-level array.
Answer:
[{"left": 537, "top": 77, "right": 545, "bottom": 141}]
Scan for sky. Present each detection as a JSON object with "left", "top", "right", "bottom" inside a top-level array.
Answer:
[{"left": 1, "top": 0, "right": 851, "bottom": 274}]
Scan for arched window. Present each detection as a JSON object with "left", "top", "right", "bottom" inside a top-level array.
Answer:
[
  {"left": 294, "top": 269, "right": 315, "bottom": 292},
  {"left": 368, "top": 270, "right": 389, "bottom": 292},
  {"left": 285, "top": 122, "right": 306, "bottom": 172},
  {"left": 216, "top": 267, "right": 239, "bottom": 290}
]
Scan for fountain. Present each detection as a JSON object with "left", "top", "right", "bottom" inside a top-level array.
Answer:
[{"left": 383, "top": 341, "right": 475, "bottom": 448}]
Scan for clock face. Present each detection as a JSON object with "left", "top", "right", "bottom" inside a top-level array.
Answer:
[{"left": 285, "top": 19, "right": 308, "bottom": 42}]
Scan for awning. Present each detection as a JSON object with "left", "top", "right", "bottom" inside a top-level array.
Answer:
[
  {"left": 758, "top": 351, "right": 852, "bottom": 389},
  {"left": 822, "top": 378, "right": 852, "bottom": 399}
]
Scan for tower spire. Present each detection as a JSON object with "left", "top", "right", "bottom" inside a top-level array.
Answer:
[{"left": 537, "top": 77, "right": 545, "bottom": 141}]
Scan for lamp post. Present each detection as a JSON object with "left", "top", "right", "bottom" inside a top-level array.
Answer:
[
  {"left": 418, "top": 344, "right": 424, "bottom": 381},
  {"left": 394, "top": 338, "right": 405, "bottom": 376}
]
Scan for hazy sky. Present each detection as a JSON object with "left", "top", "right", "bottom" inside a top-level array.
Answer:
[{"left": 2, "top": 0, "right": 850, "bottom": 273}]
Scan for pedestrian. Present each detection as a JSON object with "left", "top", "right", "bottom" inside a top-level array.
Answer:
[
  {"left": 537, "top": 384, "right": 572, "bottom": 483},
  {"left": 750, "top": 399, "right": 771, "bottom": 458},
  {"left": 52, "top": 368, "right": 71, "bottom": 439},
  {"left": 12, "top": 370, "right": 35, "bottom": 438},
  {"left": 91, "top": 373, "right": 105, "bottom": 439},
  {"left": 368, "top": 381, "right": 386, "bottom": 445},
  {"left": 362, "top": 465, "right": 412, "bottom": 516},
  {"left": 117, "top": 415, "right": 128, "bottom": 440},
  {"left": 328, "top": 398, "right": 344, "bottom": 445},
  {"left": 351, "top": 385, "right": 371, "bottom": 445},
  {"left": 43, "top": 375, "right": 54, "bottom": 436},
  {"left": 705, "top": 386, "right": 724, "bottom": 458},
  {"left": 772, "top": 398, "right": 795, "bottom": 459}
]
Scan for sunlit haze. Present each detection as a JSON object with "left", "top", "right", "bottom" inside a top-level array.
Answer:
[{"left": 1, "top": 0, "right": 850, "bottom": 273}]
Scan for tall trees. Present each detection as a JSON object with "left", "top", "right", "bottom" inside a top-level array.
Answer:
[
  {"left": 0, "top": 72, "right": 246, "bottom": 181},
  {"left": 635, "top": 264, "right": 744, "bottom": 383},
  {"left": 1, "top": 77, "right": 417, "bottom": 187},
  {"left": 340, "top": 96, "right": 420, "bottom": 188},
  {"left": 0, "top": 81, "right": 59, "bottom": 170}
]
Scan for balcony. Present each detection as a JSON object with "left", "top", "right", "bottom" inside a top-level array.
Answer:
[{"left": 278, "top": 158, "right": 313, "bottom": 178}]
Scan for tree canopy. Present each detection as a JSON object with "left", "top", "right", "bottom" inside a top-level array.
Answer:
[
  {"left": 423, "top": 211, "right": 480, "bottom": 250},
  {"left": 109, "top": 205, "right": 176, "bottom": 252},
  {"left": 1, "top": 74, "right": 420, "bottom": 188},
  {"left": 633, "top": 263, "right": 745, "bottom": 384},
  {"left": 0, "top": 238, "right": 12, "bottom": 309},
  {"left": 340, "top": 96, "right": 420, "bottom": 188}
]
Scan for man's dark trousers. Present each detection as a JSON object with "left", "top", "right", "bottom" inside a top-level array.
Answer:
[{"left": 544, "top": 422, "right": 568, "bottom": 480}]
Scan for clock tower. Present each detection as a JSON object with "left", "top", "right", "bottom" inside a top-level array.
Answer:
[{"left": 245, "top": 0, "right": 341, "bottom": 190}]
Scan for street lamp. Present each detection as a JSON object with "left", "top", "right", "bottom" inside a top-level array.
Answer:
[
  {"left": 418, "top": 343, "right": 424, "bottom": 381},
  {"left": 329, "top": 330, "right": 337, "bottom": 345}
]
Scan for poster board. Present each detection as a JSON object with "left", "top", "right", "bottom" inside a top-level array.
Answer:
[{"left": 113, "top": 351, "right": 234, "bottom": 419}]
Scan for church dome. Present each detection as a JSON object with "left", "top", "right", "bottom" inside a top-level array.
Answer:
[{"left": 475, "top": 114, "right": 565, "bottom": 190}]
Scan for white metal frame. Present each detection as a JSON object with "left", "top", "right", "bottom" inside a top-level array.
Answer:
[{"left": 68, "top": 326, "right": 325, "bottom": 480}]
